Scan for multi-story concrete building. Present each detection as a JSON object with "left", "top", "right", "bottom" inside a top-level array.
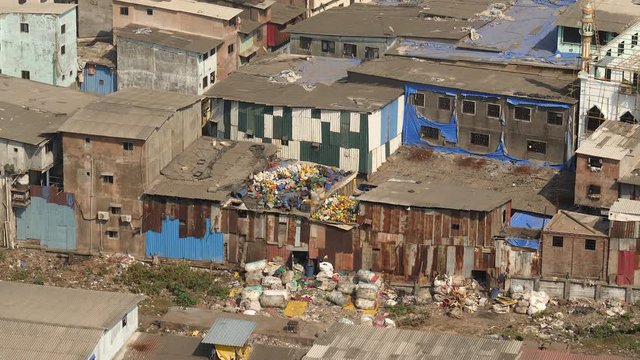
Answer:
[
  {"left": 113, "top": 0, "right": 242, "bottom": 83},
  {"left": 574, "top": 120, "right": 640, "bottom": 210},
  {"left": 59, "top": 88, "right": 202, "bottom": 256},
  {"left": 116, "top": 25, "right": 220, "bottom": 95},
  {"left": 0, "top": 2, "right": 77, "bottom": 87}
]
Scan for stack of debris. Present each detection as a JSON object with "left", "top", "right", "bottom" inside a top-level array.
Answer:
[
  {"left": 432, "top": 275, "right": 487, "bottom": 319},
  {"left": 493, "top": 284, "right": 550, "bottom": 315},
  {"left": 240, "top": 259, "right": 293, "bottom": 313}
]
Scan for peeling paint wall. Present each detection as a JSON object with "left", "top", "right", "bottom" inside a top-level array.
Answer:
[
  {"left": 16, "top": 185, "right": 76, "bottom": 250},
  {"left": 0, "top": 9, "right": 77, "bottom": 87}
]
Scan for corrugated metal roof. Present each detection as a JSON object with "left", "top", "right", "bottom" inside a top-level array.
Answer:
[
  {"left": 609, "top": 198, "right": 640, "bottom": 216},
  {"left": 202, "top": 318, "right": 256, "bottom": 346},
  {"left": 0, "top": 319, "right": 103, "bottom": 360},
  {"left": 304, "top": 324, "right": 522, "bottom": 360},
  {"left": 116, "top": 0, "right": 242, "bottom": 20},
  {"left": 0, "top": 281, "right": 144, "bottom": 330},
  {"left": 59, "top": 87, "right": 201, "bottom": 140},
  {"left": 358, "top": 180, "right": 510, "bottom": 211},
  {"left": 575, "top": 120, "right": 640, "bottom": 160},
  {"left": 520, "top": 348, "right": 626, "bottom": 360},
  {"left": 116, "top": 24, "right": 223, "bottom": 53},
  {"left": 269, "top": 3, "right": 304, "bottom": 25}
]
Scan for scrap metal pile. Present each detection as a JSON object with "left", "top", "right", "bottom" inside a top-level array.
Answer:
[{"left": 245, "top": 162, "right": 350, "bottom": 212}]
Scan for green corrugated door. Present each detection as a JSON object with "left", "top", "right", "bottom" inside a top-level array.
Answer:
[
  {"left": 238, "top": 102, "right": 248, "bottom": 132},
  {"left": 340, "top": 111, "right": 350, "bottom": 148},
  {"left": 254, "top": 104, "right": 265, "bottom": 138},
  {"left": 321, "top": 122, "right": 330, "bottom": 144},
  {"left": 359, "top": 113, "right": 370, "bottom": 174},
  {"left": 273, "top": 115, "right": 283, "bottom": 139},
  {"left": 223, "top": 100, "right": 231, "bottom": 139},
  {"left": 283, "top": 107, "right": 293, "bottom": 139}
]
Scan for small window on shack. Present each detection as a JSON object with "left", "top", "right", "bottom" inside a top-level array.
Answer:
[
  {"left": 106, "top": 230, "right": 118, "bottom": 239},
  {"left": 45, "top": 141, "right": 53, "bottom": 153},
  {"left": 585, "top": 239, "right": 597, "bottom": 250},
  {"left": 561, "top": 26, "right": 581, "bottom": 44},
  {"left": 633, "top": 33, "right": 639, "bottom": 47},
  {"left": 299, "top": 37, "right": 312, "bottom": 50},
  {"left": 487, "top": 103, "right": 501, "bottom": 118},
  {"left": 552, "top": 236, "right": 563, "bottom": 247},
  {"left": 588, "top": 185, "right": 601, "bottom": 198},
  {"left": 364, "top": 47, "right": 379, "bottom": 60},
  {"left": 343, "top": 43, "right": 357, "bottom": 58},
  {"left": 514, "top": 106, "right": 531, "bottom": 122},
  {"left": 20, "top": 23, "right": 29, "bottom": 33},
  {"left": 420, "top": 126, "right": 439, "bottom": 140},
  {"left": 146, "top": 8, "right": 153, "bottom": 15},
  {"left": 110, "top": 206, "right": 122, "bottom": 215},
  {"left": 311, "top": 109, "right": 321, "bottom": 119},
  {"left": 123, "top": 142, "right": 134, "bottom": 151},
  {"left": 470, "top": 132, "right": 489, "bottom": 147},
  {"left": 437, "top": 97, "right": 451, "bottom": 111},
  {"left": 122, "top": 314, "right": 128, "bottom": 327},
  {"left": 547, "top": 111, "right": 563, "bottom": 125},
  {"left": 451, "top": 223, "right": 460, "bottom": 231},
  {"left": 412, "top": 93, "right": 425, "bottom": 107},
  {"left": 527, "top": 140, "right": 546, "bottom": 154},
  {"left": 321, "top": 40, "right": 335, "bottom": 53},
  {"left": 119, "top": 6, "right": 129, "bottom": 15},
  {"left": 102, "top": 175, "right": 114, "bottom": 184},
  {"left": 462, "top": 100, "right": 476, "bottom": 115},
  {"left": 588, "top": 156, "right": 602, "bottom": 169}
]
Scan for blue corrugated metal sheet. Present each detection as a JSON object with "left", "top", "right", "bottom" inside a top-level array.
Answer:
[
  {"left": 203, "top": 318, "right": 256, "bottom": 346},
  {"left": 145, "top": 218, "right": 224, "bottom": 262},
  {"left": 380, "top": 97, "right": 399, "bottom": 146},
  {"left": 16, "top": 197, "right": 76, "bottom": 250},
  {"left": 81, "top": 64, "right": 116, "bottom": 95}
]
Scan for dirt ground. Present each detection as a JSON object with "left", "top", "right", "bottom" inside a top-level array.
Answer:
[
  {"left": 369, "top": 146, "right": 576, "bottom": 215},
  {"left": 2, "top": 247, "right": 638, "bottom": 358}
]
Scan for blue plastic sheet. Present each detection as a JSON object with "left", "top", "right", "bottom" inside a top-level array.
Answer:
[
  {"left": 506, "top": 97, "right": 571, "bottom": 109},
  {"left": 403, "top": 83, "right": 566, "bottom": 168},
  {"left": 511, "top": 211, "right": 551, "bottom": 229},
  {"left": 506, "top": 238, "right": 540, "bottom": 250}
]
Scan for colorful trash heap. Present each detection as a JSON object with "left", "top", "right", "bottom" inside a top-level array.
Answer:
[
  {"left": 245, "top": 162, "right": 352, "bottom": 212},
  {"left": 312, "top": 195, "right": 358, "bottom": 224}
]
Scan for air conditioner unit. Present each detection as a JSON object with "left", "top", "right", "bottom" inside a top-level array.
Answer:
[
  {"left": 120, "top": 214, "right": 132, "bottom": 223},
  {"left": 97, "top": 211, "right": 110, "bottom": 221}
]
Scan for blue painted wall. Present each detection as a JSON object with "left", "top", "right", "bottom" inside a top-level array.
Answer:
[
  {"left": 380, "top": 96, "right": 400, "bottom": 145},
  {"left": 146, "top": 218, "right": 224, "bottom": 262},
  {"left": 16, "top": 196, "right": 76, "bottom": 250},
  {"left": 81, "top": 64, "right": 117, "bottom": 95}
]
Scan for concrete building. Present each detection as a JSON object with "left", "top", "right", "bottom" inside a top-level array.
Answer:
[
  {"left": 287, "top": 5, "right": 485, "bottom": 61},
  {"left": 574, "top": 121, "right": 640, "bottom": 210},
  {"left": 555, "top": 0, "right": 640, "bottom": 55},
  {"left": 116, "top": 25, "right": 221, "bottom": 95},
  {"left": 356, "top": 180, "right": 511, "bottom": 282},
  {"left": 577, "top": 20, "right": 640, "bottom": 144},
  {"left": 206, "top": 54, "right": 404, "bottom": 175},
  {"left": 77, "top": 0, "right": 113, "bottom": 39},
  {"left": 278, "top": 0, "right": 369, "bottom": 17},
  {"left": 0, "top": 2, "right": 77, "bottom": 87},
  {"left": 541, "top": 210, "right": 609, "bottom": 280},
  {"left": 0, "top": 281, "right": 143, "bottom": 360},
  {"left": 0, "top": 75, "right": 97, "bottom": 187},
  {"left": 59, "top": 88, "right": 202, "bottom": 256},
  {"left": 113, "top": 0, "right": 242, "bottom": 81},
  {"left": 348, "top": 57, "right": 578, "bottom": 165}
]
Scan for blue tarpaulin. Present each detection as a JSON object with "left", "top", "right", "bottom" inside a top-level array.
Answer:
[
  {"left": 511, "top": 211, "right": 552, "bottom": 229},
  {"left": 506, "top": 238, "right": 540, "bottom": 250},
  {"left": 506, "top": 97, "right": 572, "bottom": 109},
  {"left": 403, "top": 83, "right": 567, "bottom": 167}
]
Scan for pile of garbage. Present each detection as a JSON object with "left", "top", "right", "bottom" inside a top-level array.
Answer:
[
  {"left": 240, "top": 259, "right": 295, "bottom": 313},
  {"left": 492, "top": 284, "right": 550, "bottom": 316},
  {"left": 312, "top": 194, "right": 358, "bottom": 224},
  {"left": 245, "top": 162, "right": 351, "bottom": 211},
  {"left": 432, "top": 275, "right": 487, "bottom": 319}
]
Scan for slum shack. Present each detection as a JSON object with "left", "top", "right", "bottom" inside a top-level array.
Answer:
[
  {"left": 356, "top": 180, "right": 512, "bottom": 283},
  {"left": 202, "top": 318, "right": 256, "bottom": 360},
  {"left": 220, "top": 161, "right": 358, "bottom": 272},
  {"left": 143, "top": 138, "right": 279, "bottom": 263}
]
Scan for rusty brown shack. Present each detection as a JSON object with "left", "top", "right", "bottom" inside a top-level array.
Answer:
[
  {"left": 542, "top": 210, "right": 609, "bottom": 280},
  {"left": 607, "top": 198, "right": 640, "bottom": 286},
  {"left": 221, "top": 162, "right": 358, "bottom": 268},
  {"left": 60, "top": 88, "right": 202, "bottom": 256},
  {"left": 356, "top": 180, "right": 511, "bottom": 282}
]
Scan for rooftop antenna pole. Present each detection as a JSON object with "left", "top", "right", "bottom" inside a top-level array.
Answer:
[{"left": 580, "top": 0, "right": 595, "bottom": 73}]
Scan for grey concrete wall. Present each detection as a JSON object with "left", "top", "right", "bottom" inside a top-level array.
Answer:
[
  {"left": 78, "top": 0, "right": 113, "bottom": 39},
  {"left": 117, "top": 38, "right": 200, "bottom": 95},
  {"left": 510, "top": 276, "right": 637, "bottom": 302},
  {"left": 289, "top": 34, "right": 391, "bottom": 61}
]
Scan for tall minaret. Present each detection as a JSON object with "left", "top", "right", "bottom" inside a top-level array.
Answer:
[{"left": 580, "top": 1, "right": 595, "bottom": 72}]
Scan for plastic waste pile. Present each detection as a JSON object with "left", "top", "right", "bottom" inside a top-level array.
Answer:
[
  {"left": 246, "top": 162, "right": 349, "bottom": 211},
  {"left": 241, "top": 259, "right": 295, "bottom": 312},
  {"left": 493, "top": 284, "right": 550, "bottom": 316},
  {"left": 312, "top": 194, "right": 358, "bottom": 223}
]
